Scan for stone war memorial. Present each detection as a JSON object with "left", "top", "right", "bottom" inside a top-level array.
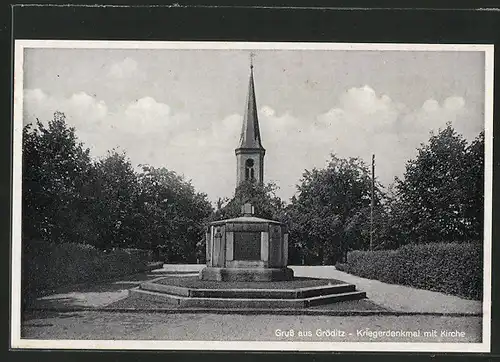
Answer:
[
  {"left": 200, "top": 202, "right": 294, "bottom": 282},
  {"left": 132, "top": 62, "right": 366, "bottom": 309}
]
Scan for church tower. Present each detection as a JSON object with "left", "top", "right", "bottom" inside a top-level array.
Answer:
[{"left": 235, "top": 60, "right": 265, "bottom": 187}]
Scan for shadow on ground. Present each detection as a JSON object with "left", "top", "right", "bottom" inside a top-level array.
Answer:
[
  {"left": 23, "top": 310, "right": 82, "bottom": 322},
  {"left": 45, "top": 273, "right": 158, "bottom": 294},
  {"left": 23, "top": 273, "right": 161, "bottom": 312}
]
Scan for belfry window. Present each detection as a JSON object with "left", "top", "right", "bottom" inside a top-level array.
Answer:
[{"left": 245, "top": 159, "right": 255, "bottom": 181}]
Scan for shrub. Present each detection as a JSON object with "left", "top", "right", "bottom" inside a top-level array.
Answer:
[
  {"left": 123, "top": 248, "right": 153, "bottom": 262},
  {"left": 22, "top": 240, "right": 153, "bottom": 306},
  {"left": 343, "top": 242, "right": 483, "bottom": 300},
  {"left": 334, "top": 263, "right": 347, "bottom": 272}
]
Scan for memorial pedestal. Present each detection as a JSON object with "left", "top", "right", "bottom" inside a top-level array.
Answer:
[
  {"left": 200, "top": 203, "right": 294, "bottom": 282},
  {"left": 133, "top": 204, "right": 367, "bottom": 307}
]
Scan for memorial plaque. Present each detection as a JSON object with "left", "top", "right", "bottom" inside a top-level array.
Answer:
[
  {"left": 233, "top": 231, "right": 261, "bottom": 260},
  {"left": 269, "top": 225, "right": 282, "bottom": 266}
]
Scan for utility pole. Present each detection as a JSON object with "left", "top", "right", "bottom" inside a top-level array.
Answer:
[{"left": 370, "top": 154, "right": 375, "bottom": 251}]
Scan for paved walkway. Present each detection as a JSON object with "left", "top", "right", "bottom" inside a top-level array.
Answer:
[
  {"left": 29, "top": 265, "right": 483, "bottom": 315},
  {"left": 291, "top": 266, "right": 483, "bottom": 315}
]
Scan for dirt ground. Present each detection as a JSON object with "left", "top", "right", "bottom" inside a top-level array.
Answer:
[{"left": 22, "top": 310, "right": 482, "bottom": 343}]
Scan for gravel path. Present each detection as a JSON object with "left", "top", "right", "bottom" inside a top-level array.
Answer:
[
  {"left": 290, "top": 266, "right": 483, "bottom": 314},
  {"left": 29, "top": 265, "right": 483, "bottom": 315},
  {"left": 22, "top": 311, "right": 482, "bottom": 343}
]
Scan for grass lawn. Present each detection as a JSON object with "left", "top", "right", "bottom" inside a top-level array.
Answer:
[{"left": 154, "top": 276, "right": 345, "bottom": 289}]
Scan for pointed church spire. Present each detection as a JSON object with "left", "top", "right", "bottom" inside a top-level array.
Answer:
[
  {"left": 237, "top": 57, "right": 265, "bottom": 150},
  {"left": 235, "top": 56, "right": 266, "bottom": 187}
]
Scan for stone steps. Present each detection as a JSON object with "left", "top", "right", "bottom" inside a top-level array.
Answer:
[
  {"left": 130, "top": 287, "right": 366, "bottom": 309},
  {"left": 139, "top": 281, "right": 357, "bottom": 299}
]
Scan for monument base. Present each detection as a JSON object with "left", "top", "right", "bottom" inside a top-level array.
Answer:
[
  {"left": 200, "top": 266, "right": 294, "bottom": 282},
  {"left": 131, "top": 275, "right": 367, "bottom": 309}
]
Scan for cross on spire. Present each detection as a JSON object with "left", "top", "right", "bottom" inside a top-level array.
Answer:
[{"left": 250, "top": 52, "right": 255, "bottom": 69}]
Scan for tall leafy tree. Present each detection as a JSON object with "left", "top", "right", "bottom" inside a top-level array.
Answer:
[
  {"left": 392, "top": 124, "right": 484, "bottom": 244},
  {"left": 90, "top": 150, "right": 140, "bottom": 250},
  {"left": 22, "top": 112, "right": 94, "bottom": 245},
  {"left": 137, "top": 166, "right": 213, "bottom": 262},
  {"left": 463, "top": 131, "right": 485, "bottom": 240},
  {"left": 286, "top": 155, "right": 384, "bottom": 264}
]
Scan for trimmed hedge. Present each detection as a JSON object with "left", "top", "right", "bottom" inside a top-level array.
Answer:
[
  {"left": 342, "top": 242, "right": 483, "bottom": 300},
  {"left": 22, "top": 241, "right": 153, "bottom": 304},
  {"left": 334, "top": 263, "right": 347, "bottom": 272}
]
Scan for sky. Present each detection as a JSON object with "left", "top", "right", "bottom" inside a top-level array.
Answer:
[{"left": 22, "top": 46, "right": 486, "bottom": 203}]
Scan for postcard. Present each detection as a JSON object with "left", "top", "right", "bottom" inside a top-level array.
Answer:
[{"left": 11, "top": 40, "right": 492, "bottom": 352}]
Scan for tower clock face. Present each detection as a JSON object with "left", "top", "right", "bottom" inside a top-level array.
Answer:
[{"left": 245, "top": 159, "right": 254, "bottom": 167}]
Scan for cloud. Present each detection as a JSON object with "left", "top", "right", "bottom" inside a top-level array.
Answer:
[
  {"left": 23, "top": 88, "right": 53, "bottom": 122},
  {"left": 107, "top": 57, "right": 138, "bottom": 79},
  {"left": 403, "top": 95, "right": 472, "bottom": 136},
  {"left": 123, "top": 97, "right": 175, "bottom": 135},
  {"left": 339, "top": 85, "right": 394, "bottom": 115},
  {"left": 261, "top": 105, "right": 276, "bottom": 117},
  {"left": 444, "top": 96, "right": 466, "bottom": 111},
  {"left": 24, "top": 89, "right": 112, "bottom": 156},
  {"left": 22, "top": 85, "right": 482, "bottom": 203},
  {"left": 24, "top": 89, "right": 108, "bottom": 130},
  {"left": 68, "top": 92, "right": 108, "bottom": 122},
  {"left": 165, "top": 114, "right": 242, "bottom": 198},
  {"left": 312, "top": 88, "right": 475, "bottom": 191},
  {"left": 22, "top": 89, "right": 235, "bottom": 199},
  {"left": 24, "top": 88, "right": 47, "bottom": 104},
  {"left": 23, "top": 90, "right": 174, "bottom": 157},
  {"left": 422, "top": 99, "right": 440, "bottom": 112}
]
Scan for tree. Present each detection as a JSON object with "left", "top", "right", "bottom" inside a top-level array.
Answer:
[
  {"left": 463, "top": 131, "right": 484, "bottom": 240},
  {"left": 23, "top": 111, "right": 215, "bottom": 262},
  {"left": 215, "top": 180, "right": 285, "bottom": 221},
  {"left": 392, "top": 124, "right": 484, "bottom": 244},
  {"left": 137, "top": 166, "right": 213, "bottom": 262},
  {"left": 285, "top": 155, "right": 385, "bottom": 264},
  {"left": 90, "top": 150, "right": 140, "bottom": 250},
  {"left": 22, "top": 112, "right": 94, "bottom": 245}
]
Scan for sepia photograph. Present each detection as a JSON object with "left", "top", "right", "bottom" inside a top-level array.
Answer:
[{"left": 11, "top": 40, "right": 492, "bottom": 352}]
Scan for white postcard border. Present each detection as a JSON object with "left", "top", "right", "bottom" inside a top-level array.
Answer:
[{"left": 11, "top": 40, "right": 494, "bottom": 353}]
